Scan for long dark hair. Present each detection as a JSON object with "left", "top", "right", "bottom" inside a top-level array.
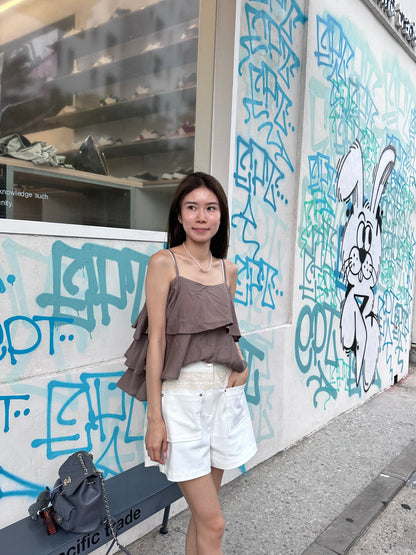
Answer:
[{"left": 167, "top": 172, "right": 230, "bottom": 258}]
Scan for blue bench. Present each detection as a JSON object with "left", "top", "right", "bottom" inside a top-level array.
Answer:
[{"left": 0, "top": 463, "right": 182, "bottom": 555}]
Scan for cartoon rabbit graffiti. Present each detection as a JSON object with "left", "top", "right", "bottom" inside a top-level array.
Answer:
[{"left": 336, "top": 140, "right": 396, "bottom": 391}]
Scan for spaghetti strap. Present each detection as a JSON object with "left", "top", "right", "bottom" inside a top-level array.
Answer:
[
  {"left": 168, "top": 250, "right": 180, "bottom": 277},
  {"left": 221, "top": 259, "right": 226, "bottom": 283}
]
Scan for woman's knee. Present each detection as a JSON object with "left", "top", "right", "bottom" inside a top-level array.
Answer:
[
  {"left": 202, "top": 512, "right": 225, "bottom": 541},
  {"left": 214, "top": 514, "right": 226, "bottom": 538}
]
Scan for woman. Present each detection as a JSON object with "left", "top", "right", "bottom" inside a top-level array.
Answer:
[{"left": 118, "top": 172, "right": 257, "bottom": 554}]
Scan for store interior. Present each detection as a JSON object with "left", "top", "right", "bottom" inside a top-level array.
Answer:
[{"left": 0, "top": 0, "right": 200, "bottom": 229}]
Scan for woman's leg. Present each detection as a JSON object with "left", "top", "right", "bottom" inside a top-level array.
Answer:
[
  {"left": 179, "top": 467, "right": 225, "bottom": 555},
  {"left": 185, "top": 467, "right": 224, "bottom": 554}
]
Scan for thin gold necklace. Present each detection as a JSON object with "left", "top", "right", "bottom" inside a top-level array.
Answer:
[{"left": 182, "top": 243, "right": 213, "bottom": 272}]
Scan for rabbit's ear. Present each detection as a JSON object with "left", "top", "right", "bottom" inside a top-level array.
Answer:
[
  {"left": 370, "top": 145, "right": 396, "bottom": 214},
  {"left": 336, "top": 139, "right": 364, "bottom": 208}
]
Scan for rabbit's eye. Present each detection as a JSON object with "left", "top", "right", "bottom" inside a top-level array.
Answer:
[
  {"left": 357, "top": 222, "right": 365, "bottom": 249},
  {"left": 364, "top": 225, "right": 372, "bottom": 251}
]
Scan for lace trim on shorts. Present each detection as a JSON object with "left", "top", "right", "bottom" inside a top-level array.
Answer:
[{"left": 162, "top": 362, "right": 231, "bottom": 392}]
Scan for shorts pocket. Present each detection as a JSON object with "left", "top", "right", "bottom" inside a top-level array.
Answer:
[
  {"left": 225, "top": 385, "right": 249, "bottom": 433},
  {"left": 162, "top": 393, "right": 202, "bottom": 442}
]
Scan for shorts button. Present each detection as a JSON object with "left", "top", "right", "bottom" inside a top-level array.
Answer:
[{"left": 199, "top": 393, "right": 203, "bottom": 397}]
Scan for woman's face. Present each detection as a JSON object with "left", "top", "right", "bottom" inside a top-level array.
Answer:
[{"left": 178, "top": 186, "right": 221, "bottom": 244}]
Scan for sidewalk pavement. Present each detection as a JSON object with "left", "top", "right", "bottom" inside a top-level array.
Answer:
[{"left": 120, "top": 364, "right": 416, "bottom": 554}]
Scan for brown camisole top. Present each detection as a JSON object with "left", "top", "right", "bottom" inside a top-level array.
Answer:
[{"left": 117, "top": 250, "right": 247, "bottom": 401}]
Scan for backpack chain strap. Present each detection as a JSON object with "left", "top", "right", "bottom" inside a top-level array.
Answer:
[
  {"left": 78, "top": 452, "right": 89, "bottom": 474},
  {"left": 98, "top": 470, "right": 131, "bottom": 555}
]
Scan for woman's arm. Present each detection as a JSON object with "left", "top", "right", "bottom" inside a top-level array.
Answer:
[
  {"left": 144, "top": 250, "right": 175, "bottom": 463},
  {"left": 225, "top": 260, "right": 249, "bottom": 388}
]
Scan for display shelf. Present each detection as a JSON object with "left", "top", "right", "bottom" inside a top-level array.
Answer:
[
  {"left": 0, "top": 156, "right": 132, "bottom": 228},
  {"left": 0, "top": 156, "right": 181, "bottom": 230},
  {"left": 0, "top": 1, "right": 199, "bottom": 213},
  {"left": 0, "top": 156, "right": 143, "bottom": 189},
  {"left": 53, "top": 0, "right": 198, "bottom": 71},
  {"left": 0, "top": 155, "right": 184, "bottom": 189},
  {"left": 130, "top": 178, "right": 182, "bottom": 189},
  {"left": 51, "top": 37, "right": 198, "bottom": 95},
  {"left": 61, "top": 134, "right": 194, "bottom": 160},
  {"left": 44, "top": 85, "right": 196, "bottom": 129}
]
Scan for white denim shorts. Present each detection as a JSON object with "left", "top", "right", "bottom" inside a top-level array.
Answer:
[{"left": 144, "top": 361, "right": 257, "bottom": 482}]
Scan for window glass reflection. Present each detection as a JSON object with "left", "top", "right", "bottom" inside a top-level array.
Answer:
[{"left": 0, "top": 0, "right": 199, "bottom": 230}]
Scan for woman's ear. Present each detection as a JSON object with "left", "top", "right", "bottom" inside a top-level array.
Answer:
[{"left": 178, "top": 212, "right": 183, "bottom": 224}]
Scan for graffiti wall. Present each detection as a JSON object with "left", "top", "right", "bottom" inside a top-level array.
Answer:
[
  {"left": 231, "top": 0, "right": 308, "bottom": 448},
  {"left": 232, "top": 0, "right": 307, "bottom": 330},
  {"left": 0, "top": 235, "right": 154, "bottom": 528},
  {"left": 232, "top": 0, "right": 416, "bottom": 447},
  {"left": 0, "top": 232, "right": 274, "bottom": 530},
  {"left": 288, "top": 0, "right": 416, "bottom": 441}
]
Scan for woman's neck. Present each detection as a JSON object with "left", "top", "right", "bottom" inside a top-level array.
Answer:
[{"left": 183, "top": 240, "right": 211, "bottom": 258}]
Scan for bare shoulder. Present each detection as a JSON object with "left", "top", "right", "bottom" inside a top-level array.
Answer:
[
  {"left": 147, "top": 249, "right": 176, "bottom": 280},
  {"left": 224, "top": 258, "right": 238, "bottom": 280},
  {"left": 224, "top": 258, "right": 238, "bottom": 295}
]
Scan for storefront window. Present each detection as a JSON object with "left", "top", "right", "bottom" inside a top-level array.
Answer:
[{"left": 0, "top": 0, "right": 200, "bottom": 231}]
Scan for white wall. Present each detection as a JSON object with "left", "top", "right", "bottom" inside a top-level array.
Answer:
[
  {"left": 398, "top": 0, "right": 416, "bottom": 22},
  {"left": 230, "top": 0, "right": 416, "bottom": 451},
  {"left": 0, "top": 234, "right": 159, "bottom": 529},
  {"left": 288, "top": 0, "right": 416, "bottom": 438}
]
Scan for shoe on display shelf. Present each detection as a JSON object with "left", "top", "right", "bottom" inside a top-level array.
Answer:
[
  {"left": 161, "top": 167, "right": 193, "bottom": 181},
  {"left": 170, "top": 122, "right": 195, "bottom": 137},
  {"left": 93, "top": 55, "right": 114, "bottom": 67},
  {"left": 55, "top": 105, "right": 77, "bottom": 117},
  {"left": 110, "top": 8, "right": 131, "bottom": 19},
  {"left": 181, "top": 24, "right": 199, "bottom": 41},
  {"left": 142, "top": 41, "right": 162, "bottom": 53},
  {"left": 63, "top": 27, "right": 82, "bottom": 38},
  {"left": 127, "top": 172, "right": 159, "bottom": 182},
  {"left": 97, "top": 136, "right": 114, "bottom": 147},
  {"left": 131, "top": 85, "right": 151, "bottom": 98},
  {"left": 99, "top": 94, "right": 119, "bottom": 106},
  {"left": 176, "top": 72, "right": 197, "bottom": 89},
  {"left": 133, "top": 129, "right": 159, "bottom": 142},
  {"left": 172, "top": 166, "right": 193, "bottom": 177},
  {"left": 96, "top": 137, "right": 122, "bottom": 147}
]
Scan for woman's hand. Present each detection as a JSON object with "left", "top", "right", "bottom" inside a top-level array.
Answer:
[
  {"left": 226, "top": 367, "right": 249, "bottom": 388},
  {"left": 145, "top": 418, "right": 168, "bottom": 464}
]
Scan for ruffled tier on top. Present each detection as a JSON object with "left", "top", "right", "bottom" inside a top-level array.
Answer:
[{"left": 117, "top": 276, "right": 246, "bottom": 402}]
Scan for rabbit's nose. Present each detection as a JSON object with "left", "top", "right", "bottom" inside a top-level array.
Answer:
[{"left": 359, "top": 248, "right": 367, "bottom": 264}]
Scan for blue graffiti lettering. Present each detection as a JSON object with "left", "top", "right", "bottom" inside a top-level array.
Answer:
[
  {"left": 0, "top": 394, "right": 30, "bottom": 432},
  {"left": 36, "top": 241, "right": 149, "bottom": 332},
  {"left": 31, "top": 371, "right": 139, "bottom": 476},
  {"left": 1, "top": 315, "right": 73, "bottom": 365},
  {"left": 0, "top": 467, "right": 42, "bottom": 499}
]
